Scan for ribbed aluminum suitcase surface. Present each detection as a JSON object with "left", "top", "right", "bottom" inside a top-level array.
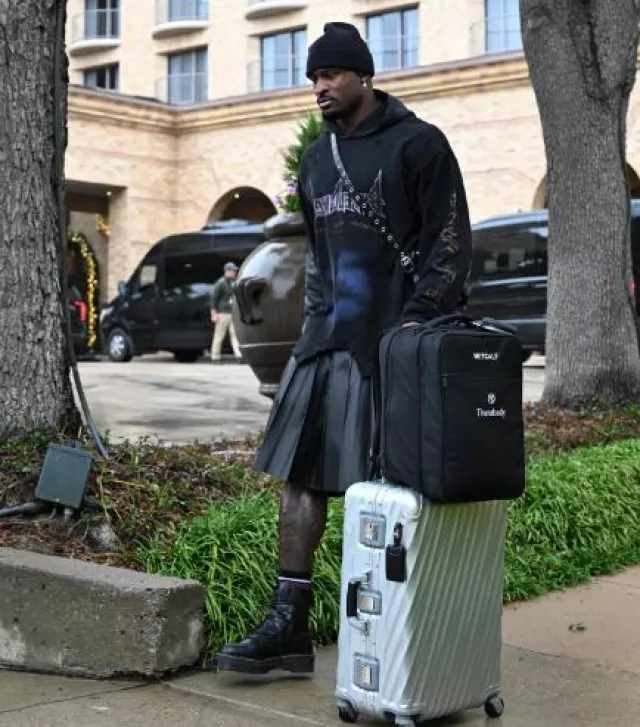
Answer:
[{"left": 335, "top": 480, "right": 507, "bottom": 725}]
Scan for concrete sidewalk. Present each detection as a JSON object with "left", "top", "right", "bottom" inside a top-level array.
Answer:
[{"left": 1, "top": 567, "right": 639, "bottom": 726}]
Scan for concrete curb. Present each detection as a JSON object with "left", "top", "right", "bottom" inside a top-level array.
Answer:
[{"left": 0, "top": 548, "right": 205, "bottom": 678}]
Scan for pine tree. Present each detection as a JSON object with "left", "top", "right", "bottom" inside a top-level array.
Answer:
[{"left": 280, "top": 114, "right": 324, "bottom": 213}]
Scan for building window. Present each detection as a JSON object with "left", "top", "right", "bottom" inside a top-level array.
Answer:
[
  {"left": 83, "top": 64, "right": 119, "bottom": 90},
  {"left": 167, "top": 0, "right": 208, "bottom": 22},
  {"left": 485, "top": 0, "right": 522, "bottom": 53},
  {"left": 84, "top": 0, "right": 119, "bottom": 40},
  {"left": 260, "top": 29, "right": 307, "bottom": 92},
  {"left": 366, "top": 7, "right": 419, "bottom": 73},
  {"left": 167, "top": 48, "right": 208, "bottom": 104}
]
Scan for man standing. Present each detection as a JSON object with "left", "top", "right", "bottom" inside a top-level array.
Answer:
[
  {"left": 210, "top": 262, "right": 242, "bottom": 363},
  {"left": 216, "top": 22, "right": 472, "bottom": 675}
]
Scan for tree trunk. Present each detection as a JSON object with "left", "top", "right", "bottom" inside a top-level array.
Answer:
[
  {"left": 0, "top": 0, "right": 80, "bottom": 436},
  {"left": 521, "top": 0, "right": 640, "bottom": 408}
]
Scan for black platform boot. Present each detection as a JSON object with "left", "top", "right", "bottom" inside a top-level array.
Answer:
[{"left": 215, "top": 582, "right": 314, "bottom": 675}]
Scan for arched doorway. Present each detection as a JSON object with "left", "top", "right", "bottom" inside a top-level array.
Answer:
[
  {"left": 532, "top": 176, "right": 548, "bottom": 210},
  {"left": 208, "top": 186, "right": 277, "bottom": 224},
  {"left": 532, "top": 163, "right": 640, "bottom": 209},
  {"left": 67, "top": 230, "right": 101, "bottom": 353}
]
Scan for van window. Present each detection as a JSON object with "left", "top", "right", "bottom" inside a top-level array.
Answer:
[
  {"left": 163, "top": 254, "right": 221, "bottom": 296},
  {"left": 131, "top": 262, "right": 158, "bottom": 293},
  {"left": 471, "top": 225, "right": 548, "bottom": 282},
  {"left": 139, "top": 264, "right": 157, "bottom": 288}
]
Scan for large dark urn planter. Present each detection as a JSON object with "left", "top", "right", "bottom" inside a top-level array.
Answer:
[{"left": 233, "top": 212, "right": 306, "bottom": 398}]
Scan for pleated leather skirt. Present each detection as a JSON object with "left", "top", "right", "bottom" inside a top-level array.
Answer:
[{"left": 254, "top": 352, "right": 373, "bottom": 496}]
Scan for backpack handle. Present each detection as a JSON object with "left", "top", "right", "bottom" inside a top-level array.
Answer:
[
  {"left": 422, "top": 313, "right": 476, "bottom": 328},
  {"left": 422, "top": 314, "right": 518, "bottom": 336}
]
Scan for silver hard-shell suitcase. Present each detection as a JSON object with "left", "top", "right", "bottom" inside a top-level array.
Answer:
[{"left": 335, "top": 480, "right": 508, "bottom": 726}]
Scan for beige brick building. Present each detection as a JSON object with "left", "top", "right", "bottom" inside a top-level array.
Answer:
[{"left": 64, "top": 0, "right": 640, "bottom": 304}]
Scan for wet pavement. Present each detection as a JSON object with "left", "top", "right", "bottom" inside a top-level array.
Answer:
[
  {"left": 75, "top": 354, "right": 545, "bottom": 445},
  {"left": 75, "top": 355, "right": 273, "bottom": 444}
]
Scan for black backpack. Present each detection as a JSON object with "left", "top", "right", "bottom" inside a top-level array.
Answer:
[{"left": 371, "top": 314, "right": 526, "bottom": 503}]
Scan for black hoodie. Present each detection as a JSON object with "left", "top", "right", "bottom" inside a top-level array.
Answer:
[{"left": 292, "top": 90, "right": 472, "bottom": 377}]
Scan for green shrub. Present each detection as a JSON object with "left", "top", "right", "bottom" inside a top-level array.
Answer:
[
  {"left": 504, "top": 439, "right": 640, "bottom": 601},
  {"left": 138, "top": 492, "right": 344, "bottom": 658},
  {"left": 4, "top": 404, "right": 640, "bottom": 563},
  {"left": 138, "top": 439, "right": 640, "bottom": 659}
]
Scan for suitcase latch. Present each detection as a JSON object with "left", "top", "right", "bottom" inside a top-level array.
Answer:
[
  {"left": 385, "top": 522, "right": 407, "bottom": 583},
  {"left": 359, "top": 514, "right": 386, "bottom": 549},
  {"left": 346, "top": 572, "right": 375, "bottom": 634}
]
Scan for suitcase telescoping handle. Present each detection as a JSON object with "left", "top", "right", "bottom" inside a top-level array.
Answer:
[{"left": 346, "top": 576, "right": 369, "bottom": 634}]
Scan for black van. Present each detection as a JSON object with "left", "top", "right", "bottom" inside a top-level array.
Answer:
[
  {"left": 466, "top": 204, "right": 640, "bottom": 360},
  {"left": 100, "top": 220, "right": 265, "bottom": 362}
]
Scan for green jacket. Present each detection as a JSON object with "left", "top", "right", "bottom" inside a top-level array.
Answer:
[{"left": 210, "top": 276, "right": 235, "bottom": 314}]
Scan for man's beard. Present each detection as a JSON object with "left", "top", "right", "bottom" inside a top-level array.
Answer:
[{"left": 321, "top": 96, "right": 361, "bottom": 122}]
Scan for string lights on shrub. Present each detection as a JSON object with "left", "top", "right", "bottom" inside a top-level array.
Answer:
[
  {"left": 95, "top": 214, "right": 111, "bottom": 239},
  {"left": 68, "top": 230, "right": 99, "bottom": 351}
]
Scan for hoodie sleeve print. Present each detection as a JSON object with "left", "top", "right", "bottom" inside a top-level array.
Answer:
[
  {"left": 298, "top": 173, "right": 326, "bottom": 320},
  {"left": 397, "top": 130, "right": 472, "bottom": 325}
]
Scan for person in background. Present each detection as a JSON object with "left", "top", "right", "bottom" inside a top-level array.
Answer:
[
  {"left": 210, "top": 262, "right": 242, "bottom": 363},
  {"left": 215, "top": 22, "right": 472, "bottom": 675}
]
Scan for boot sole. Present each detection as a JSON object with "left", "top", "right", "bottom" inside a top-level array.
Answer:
[{"left": 215, "top": 652, "right": 315, "bottom": 675}]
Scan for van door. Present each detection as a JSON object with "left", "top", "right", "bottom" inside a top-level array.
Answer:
[
  {"left": 154, "top": 251, "right": 221, "bottom": 353},
  {"left": 467, "top": 223, "right": 548, "bottom": 351},
  {"left": 125, "top": 252, "right": 162, "bottom": 354}
]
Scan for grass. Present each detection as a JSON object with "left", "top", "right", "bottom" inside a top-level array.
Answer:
[
  {"left": 504, "top": 439, "right": 640, "bottom": 600},
  {"left": 139, "top": 494, "right": 345, "bottom": 657},
  {"left": 137, "top": 439, "right": 640, "bottom": 659}
]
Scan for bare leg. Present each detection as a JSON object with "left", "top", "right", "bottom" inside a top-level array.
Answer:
[{"left": 279, "top": 482, "right": 328, "bottom": 573}]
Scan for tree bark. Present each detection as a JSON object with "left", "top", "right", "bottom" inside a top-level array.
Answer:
[
  {"left": 0, "top": 0, "right": 80, "bottom": 436},
  {"left": 521, "top": 0, "right": 640, "bottom": 408}
]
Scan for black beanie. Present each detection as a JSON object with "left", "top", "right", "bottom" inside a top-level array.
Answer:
[{"left": 306, "top": 22, "right": 375, "bottom": 79}]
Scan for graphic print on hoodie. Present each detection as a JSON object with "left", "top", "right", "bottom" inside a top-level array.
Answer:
[
  {"left": 293, "top": 91, "right": 473, "bottom": 377},
  {"left": 311, "top": 169, "right": 389, "bottom": 325}
]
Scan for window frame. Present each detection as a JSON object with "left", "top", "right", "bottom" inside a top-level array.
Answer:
[
  {"left": 260, "top": 28, "right": 307, "bottom": 92},
  {"left": 365, "top": 6, "right": 419, "bottom": 73},
  {"left": 166, "top": 47, "right": 208, "bottom": 104},
  {"left": 83, "top": 63, "right": 119, "bottom": 91},
  {"left": 84, "top": 0, "right": 119, "bottom": 39},
  {"left": 484, "top": 0, "right": 522, "bottom": 53},
  {"left": 167, "top": 0, "right": 209, "bottom": 22}
]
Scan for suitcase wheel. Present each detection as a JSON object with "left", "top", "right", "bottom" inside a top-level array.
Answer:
[
  {"left": 484, "top": 694, "right": 505, "bottom": 719},
  {"left": 337, "top": 703, "right": 358, "bottom": 723}
]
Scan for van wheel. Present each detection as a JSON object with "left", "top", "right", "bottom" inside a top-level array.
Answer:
[
  {"left": 173, "top": 350, "right": 201, "bottom": 363},
  {"left": 107, "top": 328, "right": 133, "bottom": 362}
]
